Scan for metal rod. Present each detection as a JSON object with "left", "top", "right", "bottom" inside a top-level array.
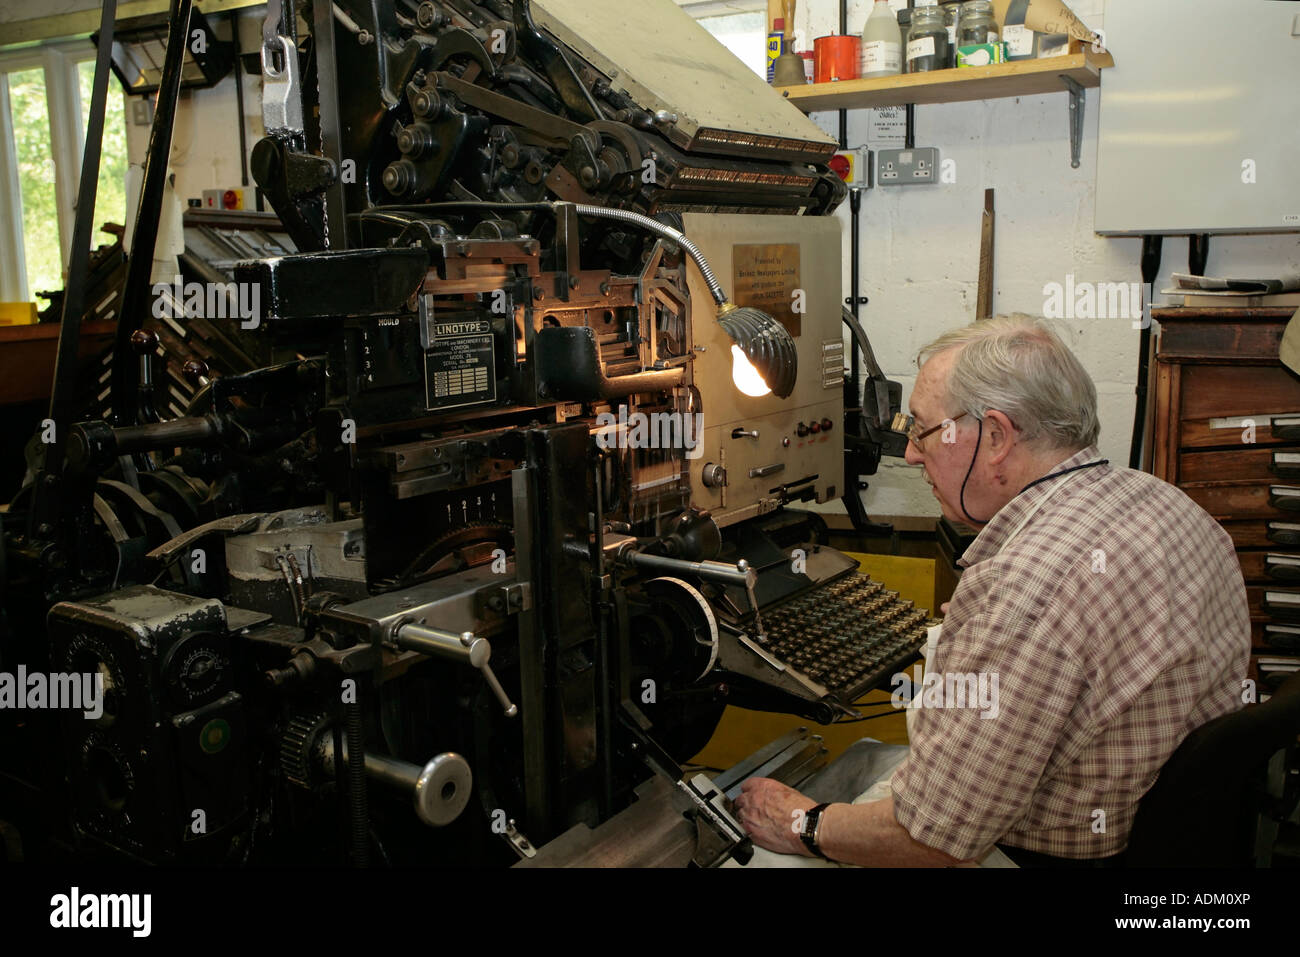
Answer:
[
  {"left": 838, "top": 0, "right": 848, "bottom": 151},
  {"left": 111, "top": 0, "right": 194, "bottom": 426},
  {"left": 112, "top": 416, "right": 220, "bottom": 452},
  {"left": 392, "top": 622, "right": 486, "bottom": 666},
  {"left": 1131, "top": 235, "right": 1163, "bottom": 468},
  {"left": 30, "top": 0, "right": 118, "bottom": 538},
  {"left": 230, "top": 10, "right": 249, "bottom": 188},
  {"left": 620, "top": 551, "right": 756, "bottom": 589}
]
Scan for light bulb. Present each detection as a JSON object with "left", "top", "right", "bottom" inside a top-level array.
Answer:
[{"left": 731, "top": 344, "right": 772, "bottom": 398}]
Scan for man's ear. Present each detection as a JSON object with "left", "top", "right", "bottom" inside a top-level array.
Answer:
[{"left": 982, "top": 410, "right": 1017, "bottom": 465}]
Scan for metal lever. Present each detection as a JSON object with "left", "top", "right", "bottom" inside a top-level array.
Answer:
[
  {"left": 392, "top": 621, "right": 518, "bottom": 717},
  {"left": 616, "top": 551, "right": 757, "bottom": 590}
]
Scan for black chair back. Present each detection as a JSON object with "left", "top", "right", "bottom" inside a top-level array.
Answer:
[{"left": 1126, "top": 673, "right": 1300, "bottom": 867}]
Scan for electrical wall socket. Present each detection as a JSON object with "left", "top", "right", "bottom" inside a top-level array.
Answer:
[
  {"left": 876, "top": 147, "right": 940, "bottom": 186},
  {"left": 131, "top": 98, "right": 154, "bottom": 126}
]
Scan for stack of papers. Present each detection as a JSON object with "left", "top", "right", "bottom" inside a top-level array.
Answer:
[{"left": 1163, "top": 272, "right": 1300, "bottom": 307}]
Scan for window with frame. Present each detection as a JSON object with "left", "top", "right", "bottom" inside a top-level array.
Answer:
[{"left": 0, "top": 42, "right": 128, "bottom": 305}]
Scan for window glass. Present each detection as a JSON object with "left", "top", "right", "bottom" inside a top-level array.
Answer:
[
  {"left": 697, "top": 12, "right": 767, "bottom": 79},
  {"left": 8, "top": 67, "right": 60, "bottom": 298},
  {"left": 78, "top": 59, "right": 129, "bottom": 247}
]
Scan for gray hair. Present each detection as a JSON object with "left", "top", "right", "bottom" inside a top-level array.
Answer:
[{"left": 916, "top": 316, "right": 1099, "bottom": 451}]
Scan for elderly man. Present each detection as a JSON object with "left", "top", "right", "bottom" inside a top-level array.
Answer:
[{"left": 734, "top": 316, "right": 1251, "bottom": 867}]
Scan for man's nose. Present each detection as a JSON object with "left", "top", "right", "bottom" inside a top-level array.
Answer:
[{"left": 904, "top": 440, "right": 923, "bottom": 466}]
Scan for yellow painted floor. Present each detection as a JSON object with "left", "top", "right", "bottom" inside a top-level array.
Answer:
[{"left": 690, "top": 552, "right": 935, "bottom": 771}]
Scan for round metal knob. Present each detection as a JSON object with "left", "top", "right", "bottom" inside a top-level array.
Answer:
[
  {"left": 129, "top": 328, "right": 158, "bottom": 354},
  {"left": 702, "top": 462, "right": 727, "bottom": 489},
  {"left": 412, "top": 752, "right": 473, "bottom": 827},
  {"left": 182, "top": 359, "right": 210, "bottom": 384}
]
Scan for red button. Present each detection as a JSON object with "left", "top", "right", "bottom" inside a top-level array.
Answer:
[{"left": 809, "top": 422, "right": 821, "bottom": 434}]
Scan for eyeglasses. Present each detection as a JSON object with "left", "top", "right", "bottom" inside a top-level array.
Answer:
[{"left": 892, "top": 410, "right": 969, "bottom": 448}]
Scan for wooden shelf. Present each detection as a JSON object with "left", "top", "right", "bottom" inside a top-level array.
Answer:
[{"left": 774, "top": 49, "right": 1114, "bottom": 112}]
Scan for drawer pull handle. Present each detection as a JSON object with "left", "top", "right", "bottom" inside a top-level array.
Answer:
[
  {"left": 1268, "top": 486, "right": 1300, "bottom": 511},
  {"left": 1271, "top": 451, "right": 1300, "bottom": 479},
  {"left": 1263, "top": 589, "right": 1300, "bottom": 621},
  {"left": 1265, "top": 553, "right": 1300, "bottom": 580},
  {"left": 1273, "top": 416, "right": 1300, "bottom": 440},
  {"left": 1263, "top": 624, "right": 1300, "bottom": 651},
  {"left": 1266, "top": 522, "right": 1300, "bottom": 545}
]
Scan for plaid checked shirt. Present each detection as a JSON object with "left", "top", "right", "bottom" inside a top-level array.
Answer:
[{"left": 890, "top": 446, "right": 1252, "bottom": 861}]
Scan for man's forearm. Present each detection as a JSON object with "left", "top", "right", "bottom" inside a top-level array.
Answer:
[{"left": 817, "top": 797, "right": 968, "bottom": 867}]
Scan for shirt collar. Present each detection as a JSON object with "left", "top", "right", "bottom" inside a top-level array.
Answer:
[{"left": 957, "top": 446, "right": 1107, "bottom": 568}]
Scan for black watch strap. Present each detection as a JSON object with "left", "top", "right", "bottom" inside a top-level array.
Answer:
[{"left": 800, "top": 802, "right": 831, "bottom": 859}]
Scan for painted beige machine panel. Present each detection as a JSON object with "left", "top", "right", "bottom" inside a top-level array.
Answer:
[
  {"left": 684, "top": 214, "right": 843, "bottom": 527},
  {"left": 532, "top": 0, "right": 834, "bottom": 153}
]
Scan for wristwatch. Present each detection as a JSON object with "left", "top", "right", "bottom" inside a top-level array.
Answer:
[{"left": 799, "top": 802, "right": 832, "bottom": 859}]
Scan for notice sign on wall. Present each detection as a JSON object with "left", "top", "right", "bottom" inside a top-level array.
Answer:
[{"left": 732, "top": 244, "right": 801, "bottom": 337}]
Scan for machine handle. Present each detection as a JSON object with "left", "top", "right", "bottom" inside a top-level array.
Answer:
[
  {"left": 391, "top": 621, "right": 518, "bottom": 717},
  {"left": 323, "top": 739, "right": 473, "bottom": 828}
]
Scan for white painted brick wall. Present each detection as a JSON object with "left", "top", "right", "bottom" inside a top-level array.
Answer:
[{"left": 790, "top": 0, "right": 1300, "bottom": 518}]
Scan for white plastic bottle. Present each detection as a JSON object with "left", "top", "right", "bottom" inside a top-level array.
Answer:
[{"left": 861, "top": 0, "right": 903, "bottom": 79}]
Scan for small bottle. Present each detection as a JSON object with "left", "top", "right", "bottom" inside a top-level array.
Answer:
[
  {"left": 908, "top": 7, "right": 951, "bottom": 74},
  {"left": 861, "top": 0, "right": 902, "bottom": 79}
]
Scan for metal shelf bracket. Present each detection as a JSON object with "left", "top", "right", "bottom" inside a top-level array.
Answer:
[{"left": 1061, "top": 75, "right": 1085, "bottom": 169}]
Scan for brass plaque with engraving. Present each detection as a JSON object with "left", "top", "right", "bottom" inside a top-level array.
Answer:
[{"left": 732, "top": 244, "right": 801, "bottom": 337}]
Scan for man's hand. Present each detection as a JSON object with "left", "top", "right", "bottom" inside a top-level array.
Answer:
[{"left": 733, "top": 777, "right": 818, "bottom": 856}]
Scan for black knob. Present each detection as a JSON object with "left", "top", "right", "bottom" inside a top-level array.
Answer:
[
  {"left": 821, "top": 418, "right": 834, "bottom": 432},
  {"left": 182, "top": 359, "right": 209, "bottom": 385},
  {"left": 129, "top": 328, "right": 158, "bottom": 354},
  {"left": 797, "top": 423, "right": 809, "bottom": 437}
]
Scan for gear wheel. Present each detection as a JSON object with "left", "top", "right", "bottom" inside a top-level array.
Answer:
[
  {"left": 280, "top": 712, "right": 330, "bottom": 788},
  {"left": 397, "top": 521, "right": 513, "bottom": 586}
]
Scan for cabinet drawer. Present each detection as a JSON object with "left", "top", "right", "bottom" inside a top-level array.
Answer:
[
  {"left": 1178, "top": 365, "right": 1300, "bottom": 420},
  {"left": 1156, "top": 316, "right": 1288, "bottom": 360},
  {"left": 1183, "top": 483, "right": 1300, "bottom": 520},
  {"left": 1221, "top": 519, "right": 1300, "bottom": 548},
  {"left": 1180, "top": 418, "right": 1300, "bottom": 450},
  {"left": 1180, "top": 447, "right": 1300, "bottom": 483},
  {"left": 1247, "top": 586, "right": 1300, "bottom": 621},
  {"left": 1255, "top": 620, "right": 1300, "bottom": 653},
  {"left": 1237, "top": 551, "right": 1300, "bottom": 582}
]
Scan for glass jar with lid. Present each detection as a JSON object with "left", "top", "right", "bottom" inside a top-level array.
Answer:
[
  {"left": 958, "top": 0, "right": 999, "bottom": 46},
  {"left": 907, "top": 7, "right": 951, "bottom": 73}
]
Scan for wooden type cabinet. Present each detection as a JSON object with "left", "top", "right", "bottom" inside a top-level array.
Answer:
[{"left": 1152, "top": 307, "right": 1300, "bottom": 690}]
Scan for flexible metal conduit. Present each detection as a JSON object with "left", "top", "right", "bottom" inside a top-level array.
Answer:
[{"left": 571, "top": 203, "right": 729, "bottom": 306}]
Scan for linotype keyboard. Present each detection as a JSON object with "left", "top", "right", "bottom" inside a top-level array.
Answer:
[{"left": 759, "top": 573, "right": 932, "bottom": 706}]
